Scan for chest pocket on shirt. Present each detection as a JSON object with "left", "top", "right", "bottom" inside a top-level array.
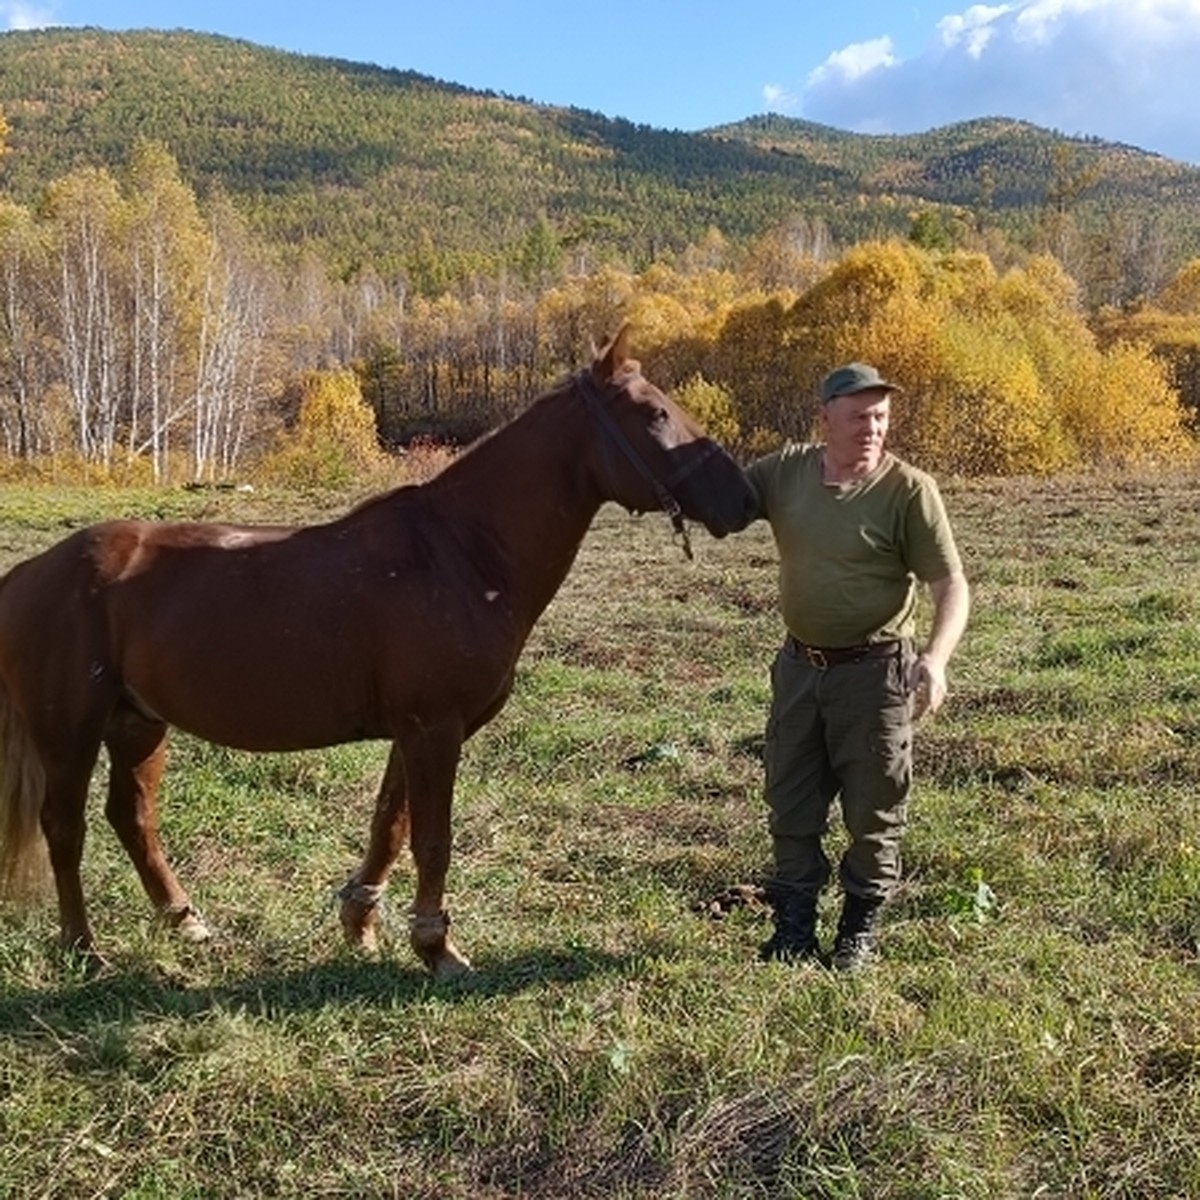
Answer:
[{"left": 857, "top": 521, "right": 899, "bottom": 559}]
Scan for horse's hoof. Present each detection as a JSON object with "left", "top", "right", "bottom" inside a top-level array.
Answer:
[
  {"left": 176, "top": 911, "right": 212, "bottom": 943},
  {"left": 81, "top": 952, "right": 111, "bottom": 979},
  {"left": 340, "top": 907, "right": 380, "bottom": 954},
  {"left": 63, "top": 941, "right": 110, "bottom": 978},
  {"left": 433, "top": 950, "right": 473, "bottom": 980},
  {"left": 164, "top": 905, "right": 212, "bottom": 943},
  {"left": 425, "top": 935, "right": 472, "bottom": 979},
  {"left": 410, "top": 911, "right": 470, "bottom": 976},
  {"left": 338, "top": 878, "right": 385, "bottom": 953}
]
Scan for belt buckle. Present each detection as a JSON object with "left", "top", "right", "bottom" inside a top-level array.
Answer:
[{"left": 804, "top": 645, "right": 828, "bottom": 670}]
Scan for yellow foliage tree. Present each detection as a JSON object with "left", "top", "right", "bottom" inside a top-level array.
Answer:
[
  {"left": 715, "top": 242, "right": 953, "bottom": 451},
  {"left": 535, "top": 266, "right": 638, "bottom": 367},
  {"left": 625, "top": 291, "right": 695, "bottom": 357},
  {"left": 704, "top": 293, "right": 804, "bottom": 450},
  {"left": 261, "top": 368, "right": 384, "bottom": 489},
  {"left": 1156, "top": 259, "right": 1200, "bottom": 315},
  {"left": 921, "top": 315, "right": 1071, "bottom": 475},
  {"left": 693, "top": 240, "right": 1192, "bottom": 473},
  {"left": 990, "top": 256, "right": 1092, "bottom": 399},
  {"left": 673, "top": 373, "right": 740, "bottom": 445},
  {"left": 1059, "top": 342, "right": 1190, "bottom": 468},
  {"left": 1090, "top": 257, "right": 1200, "bottom": 437}
]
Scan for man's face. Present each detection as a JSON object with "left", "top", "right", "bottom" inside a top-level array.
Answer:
[{"left": 821, "top": 388, "right": 891, "bottom": 474}]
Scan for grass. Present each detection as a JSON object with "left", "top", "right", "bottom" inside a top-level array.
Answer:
[{"left": 1, "top": 471, "right": 1199, "bottom": 1197}]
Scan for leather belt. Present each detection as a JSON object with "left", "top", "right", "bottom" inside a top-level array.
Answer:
[{"left": 786, "top": 636, "right": 901, "bottom": 670}]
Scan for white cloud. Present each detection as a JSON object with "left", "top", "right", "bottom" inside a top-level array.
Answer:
[
  {"left": 938, "top": 4, "right": 1012, "bottom": 57},
  {"left": 797, "top": 0, "right": 1200, "bottom": 164},
  {"left": 1014, "top": 0, "right": 1200, "bottom": 43},
  {"left": 807, "top": 37, "right": 898, "bottom": 88},
  {"left": 1, "top": 2, "right": 54, "bottom": 29},
  {"left": 762, "top": 83, "right": 798, "bottom": 113}
]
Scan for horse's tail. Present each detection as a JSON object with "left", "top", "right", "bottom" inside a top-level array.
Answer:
[{"left": 0, "top": 674, "right": 49, "bottom": 900}]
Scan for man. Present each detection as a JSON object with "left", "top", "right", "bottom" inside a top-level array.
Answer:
[{"left": 744, "top": 362, "right": 970, "bottom": 970}]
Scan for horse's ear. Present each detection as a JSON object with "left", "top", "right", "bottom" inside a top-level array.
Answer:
[{"left": 593, "top": 322, "right": 633, "bottom": 381}]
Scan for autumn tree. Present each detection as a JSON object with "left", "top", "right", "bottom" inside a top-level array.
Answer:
[
  {"left": 689, "top": 241, "right": 1190, "bottom": 473},
  {"left": 1093, "top": 258, "right": 1200, "bottom": 434},
  {"left": 122, "top": 140, "right": 209, "bottom": 478},
  {"left": 0, "top": 200, "right": 49, "bottom": 460},
  {"left": 673, "top": 373, "right": 739, "bottom": 445},
  {"left": 190, "top": 196, "right": 278, "bottom": 480},
  {"left": 0, "top": 143, "right": 286, "bottom": 480},
  {"left": 262, "top": 367, "right": 384, "bottom": 488},
  {"left": 42, "top": 166, "right": 129, "bottom": 468},
  {"left": 739, "top": 215, "right": 833, "bottom": 294}
]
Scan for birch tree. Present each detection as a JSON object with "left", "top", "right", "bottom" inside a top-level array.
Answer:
[
  {"left": 0, "top": 201, "right": 49, "bottom": 459},
  {"left": 191, "top": 198, "right": 275, "bottom": 480},
  {"left": 42, "top": 167, "right": 127, "bottom": 466},
  {"left": 123, "top": 140, "right": 208, "bottom": 479}
]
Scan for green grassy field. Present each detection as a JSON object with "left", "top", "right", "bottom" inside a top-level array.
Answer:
[{"left": 1, "top": 473, "right": 1198, "bottom": 1198}]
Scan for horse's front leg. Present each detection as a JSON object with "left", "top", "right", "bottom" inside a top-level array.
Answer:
[
  {"left": 104, "top": 704, "right": 210, "bottom": 944},
  {"left": 342, "top": 725, "right": 471, "bottom": 978},
  {"left": 405, "top": 722, "right": 471, "bottom": 978}
]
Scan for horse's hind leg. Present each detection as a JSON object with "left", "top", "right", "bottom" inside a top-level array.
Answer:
[
  {"left": 104, "top": 702, "right": 210, "bottom": 943},
  {"left": 340, "top": 741, "right": 409, "bottom": 954},
  {"left": 38, "top": 744, "right": 105, "bottom": 968},
  {"left": 16, "top": 660, "right": 114, "bottom": 968}
]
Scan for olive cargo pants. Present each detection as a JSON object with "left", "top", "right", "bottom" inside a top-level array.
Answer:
[{"left": 763, "top": 638, "right": 914, "bottom": 902}]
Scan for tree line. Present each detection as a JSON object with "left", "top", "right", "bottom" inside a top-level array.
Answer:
[{"left": 0, "top": 137, "right": 1196, "bottom": 484}]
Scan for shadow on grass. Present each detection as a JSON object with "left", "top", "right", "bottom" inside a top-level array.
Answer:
[{"left": 0, "top": 942, "right": 654, "bottom": 1036}]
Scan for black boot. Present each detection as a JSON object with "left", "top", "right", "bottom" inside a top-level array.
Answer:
[
  {"left": 832, "top": 893, "right": 883, "bottom": 972},
  {"left": 758, "top": 885, "right": 819, "bottom": 963}
]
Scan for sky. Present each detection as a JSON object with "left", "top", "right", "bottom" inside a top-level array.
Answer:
[{"left": 2, "top": 0, "right": 1199, "bottom": 166}]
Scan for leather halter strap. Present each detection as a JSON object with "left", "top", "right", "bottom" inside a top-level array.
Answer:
[{"left": 575, "top": 369, "right": 714, "bottom": 560}]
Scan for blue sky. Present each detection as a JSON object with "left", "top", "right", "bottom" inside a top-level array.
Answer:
[{"left": 4, "top": 0, "right": 1200, "bottom": 165}]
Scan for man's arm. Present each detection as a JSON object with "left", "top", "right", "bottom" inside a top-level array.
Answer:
[{"left": 910, "top": 569, "right": 970, "bottom": 718}]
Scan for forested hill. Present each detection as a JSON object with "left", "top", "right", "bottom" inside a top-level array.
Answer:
[
  {"left": 709, "top": 114, "right": 1199, "bottom": 211},
  {"left": 1, "top": 27, "right": 1199, "bottom": 282}
]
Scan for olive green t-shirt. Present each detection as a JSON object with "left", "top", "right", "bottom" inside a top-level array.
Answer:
[{"left": 745, "top": 443, "right": 962, "bottom": 647}]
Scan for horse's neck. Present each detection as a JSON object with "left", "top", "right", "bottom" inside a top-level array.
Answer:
[{"left": 431, "top": 391, "right": 601, "bottom": 625}]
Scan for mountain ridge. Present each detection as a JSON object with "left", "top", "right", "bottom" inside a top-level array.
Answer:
[{"left": 1, "top": 28, "right": 1197, "bottom": 286}]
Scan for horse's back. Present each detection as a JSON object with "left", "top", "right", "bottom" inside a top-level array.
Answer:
[
  {"left": 0, "top": 516, "right": 293, "bottom": 656},
  {"left": 1, "top": 500, "right": 525, "bottom": 751},
  {"left": 0, "top": 517, "right": 301, "bottom": 729}
]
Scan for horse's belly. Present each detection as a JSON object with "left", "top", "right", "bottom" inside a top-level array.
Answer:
[
  {"left": 122, "top": 632, "right": 512, "bottom": 753},
  {"left": 127, "top": 672, "right": 367, "bottom": 752}
]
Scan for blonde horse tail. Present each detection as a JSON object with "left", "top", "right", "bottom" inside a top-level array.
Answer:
[{"left": 0, "top": 675, "right": 49, "bottom": 900}]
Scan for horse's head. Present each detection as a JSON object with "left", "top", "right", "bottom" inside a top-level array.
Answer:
[{"left": 577, "top": 326, "right": 758, "bottom": 545}]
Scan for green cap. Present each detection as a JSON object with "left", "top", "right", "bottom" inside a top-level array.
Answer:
[{"left": 820, "top": 362, "right": 902, "bottom": 404}]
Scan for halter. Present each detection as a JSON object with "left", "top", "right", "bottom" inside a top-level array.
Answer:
[{"left": 575, "top": 369, "right": 719, "bottom": 561}]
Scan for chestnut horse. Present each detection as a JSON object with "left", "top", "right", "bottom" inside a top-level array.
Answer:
[{"left": 0, "top": 329, "right": 756, "bottom": 977}]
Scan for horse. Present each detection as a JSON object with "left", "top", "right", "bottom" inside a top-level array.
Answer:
[{"left": 0, "top": 327, "right": 757, "bottom": 978}]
